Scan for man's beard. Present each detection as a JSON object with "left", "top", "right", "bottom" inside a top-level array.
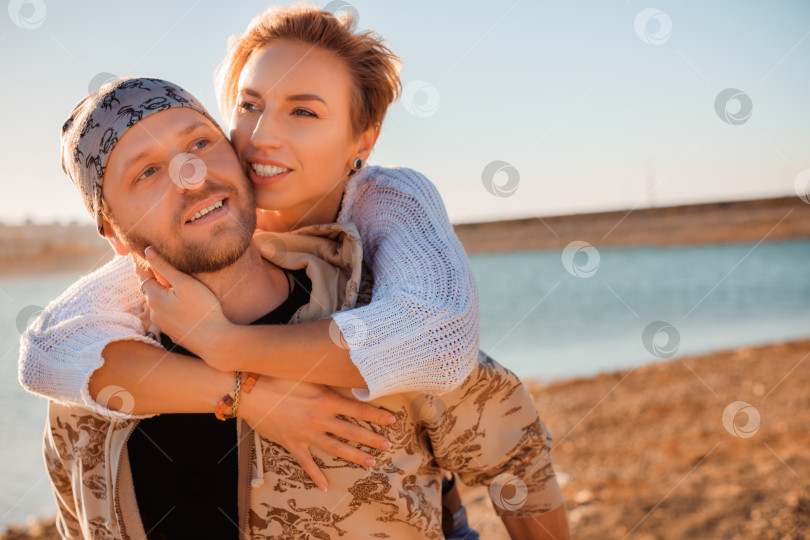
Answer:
[{"left": 121, "top": 181, "right": 257, "bottom": 275}]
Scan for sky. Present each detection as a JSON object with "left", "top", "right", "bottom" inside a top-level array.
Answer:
[{"left": 1, "top": 0, "right": 808, "bottom": 225}]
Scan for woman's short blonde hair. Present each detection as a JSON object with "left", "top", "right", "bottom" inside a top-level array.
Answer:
[{"left": 216, "top": 2, "right": 402, "bottom": 139}]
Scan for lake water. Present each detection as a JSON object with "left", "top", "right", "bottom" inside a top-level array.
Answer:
[{"left": 1, "top": 239, "right": 809, "bottom": 527}]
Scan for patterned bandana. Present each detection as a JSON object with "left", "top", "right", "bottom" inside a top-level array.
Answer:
[{"left": 60, "top": 77, "right": 223, "bottom": 236}]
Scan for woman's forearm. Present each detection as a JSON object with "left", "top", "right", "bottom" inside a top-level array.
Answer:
[
  {"left": 89, "top": 339, "right": 393, "bottom": 486},
  {"left": 90, "top": 340, "right": 232, "bottom": 416},
  {"left": 209, "top": 318, "right": 367, "bottom": 389}
]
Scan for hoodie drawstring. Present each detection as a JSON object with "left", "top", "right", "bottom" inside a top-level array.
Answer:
[
  {"left": 251, "top": 429, "right": 265, "bottom": 488},
  {"left": 104, "top": 421, "right": 117, "bottom": 531}
]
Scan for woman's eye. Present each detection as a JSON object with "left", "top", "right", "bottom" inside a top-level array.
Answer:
[
  {"left": 238, "top": 101, "right": 260, "bottom": 113},
  {"left": 292, "top": 108, "right": 317, "bottom": 118}
]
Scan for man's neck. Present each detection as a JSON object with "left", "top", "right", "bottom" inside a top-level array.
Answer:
[{"left": 193, "top": 245, "right": 289, "bottom": 325}]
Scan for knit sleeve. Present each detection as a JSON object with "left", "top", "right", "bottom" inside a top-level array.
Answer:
[
  {"left": 332, "top": 166, "right": 480, "bottom": 400},
  {"left": 18, "top": 255, "right": 160, "bottom": 420}
]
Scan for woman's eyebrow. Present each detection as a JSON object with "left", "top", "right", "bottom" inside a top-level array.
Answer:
[
  {"left": 240, "top": 88, "right": 327, "bottom": 106},
  {"left": 284, "top": 93, "right": 326, "bottom": 105}
]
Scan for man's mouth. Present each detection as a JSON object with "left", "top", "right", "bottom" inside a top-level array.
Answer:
[
  {"left": 250, "top": 163, "right": 292, "bottom": 178},
  {"left": 185, "top": 199, "right": 225, "bottom": 224}
]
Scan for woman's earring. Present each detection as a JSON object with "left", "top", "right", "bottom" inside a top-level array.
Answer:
[{"left": 352, "top": 157, "right": 363, "bottom": 171}]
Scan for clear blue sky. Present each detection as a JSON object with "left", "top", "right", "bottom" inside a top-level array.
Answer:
[{"left": 1, "top": 0, "right": 808, "bottom": 225}]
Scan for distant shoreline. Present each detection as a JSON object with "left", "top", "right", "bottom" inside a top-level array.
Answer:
[
  {"left": 453, "top": 195, "right": 810, "bottom": 254},
  {"left": 2, "top": 196, "right": 808, "bottom": 276}
]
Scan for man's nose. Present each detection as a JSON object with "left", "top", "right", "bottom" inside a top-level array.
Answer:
[{"left": 169, "top": 153, "right": 207, "bottom": 192}]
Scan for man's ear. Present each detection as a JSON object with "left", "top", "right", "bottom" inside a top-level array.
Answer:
[
  {"left": 355, "top": 123, "right": 381, "bottom": 163},
  {"left": 101, "top": 218, "right": 131, "bottom": 256}
]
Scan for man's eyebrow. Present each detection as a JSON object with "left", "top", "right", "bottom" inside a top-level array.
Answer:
[{"left": 123, "top": 120, "right": 211, "bottom": 172}]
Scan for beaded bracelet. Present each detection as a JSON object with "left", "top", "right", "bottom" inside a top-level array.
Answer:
[
  {"left": 215, "top": 371, "right": 242, "bottom": 421},
  {"left": 214, "top": 372, "right": 260, "bottom": 421},
  {"left": 243, "top": 372, "right": 259, "bottom": 394}
]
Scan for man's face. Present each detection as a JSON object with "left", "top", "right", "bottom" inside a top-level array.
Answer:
[{"left": 102, "top": 107, "right": 256, "bottom": 275}]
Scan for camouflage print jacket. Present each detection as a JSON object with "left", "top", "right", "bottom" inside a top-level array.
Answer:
[{"left": 43, "top": 222, "right": 563, "bottom": 539}]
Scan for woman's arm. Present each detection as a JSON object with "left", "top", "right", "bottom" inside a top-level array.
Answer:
[
  {"left": 92, "top": 340, "right": 393, "bottom": 489},
  {"left": 18, "top": 254, "right": 156, "bottom": 418},
  {"left": 332, "top": 166, "right": 481, "bottom": 399},
  {"left": 140, "top": 166, "right": 480, "bottom": 400}
]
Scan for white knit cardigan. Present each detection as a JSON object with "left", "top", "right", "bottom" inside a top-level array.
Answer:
[{"left": 18, "top": 166, "right": 480, "bottom": 416}]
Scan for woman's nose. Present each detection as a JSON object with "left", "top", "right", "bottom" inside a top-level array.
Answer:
[
  {"left": 251, "top": 111, "right": 283, "bottom": 149},
  {"left": 169, "top": 153, "right": 207, "bottom": 192}
]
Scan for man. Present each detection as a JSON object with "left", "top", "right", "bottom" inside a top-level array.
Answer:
[{"left": 41, "top": 78, "right": 570, "bottom": 539}]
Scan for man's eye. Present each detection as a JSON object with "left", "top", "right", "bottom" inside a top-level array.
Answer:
[
  {"left": 292, "top": 108, "right": 317, "bottom": 118},
  {"left": 137, "top": 167, "right": 156, "bottom": 181}
]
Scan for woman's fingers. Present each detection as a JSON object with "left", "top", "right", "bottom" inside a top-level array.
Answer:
[
  {"left": 133, "top": 262, "right": 153, "bottom": 282},
  {"left": 287, "top": 444, "right": 328, "bottom": 492},
  {"left": 314, "top": 435, "right": 378, "bottom": 468},
  {"left": 335, "top": 397, "right": 396, "bottom": 427},
  {"left": 326, "top": 418, "right": 390, "bottom": 451},
  {"left": 144, "top": 246, "right": 183, "bottom": 289}
]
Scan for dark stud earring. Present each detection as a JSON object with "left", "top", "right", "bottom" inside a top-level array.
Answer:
[{"left": 352, "top": 157, "right": 363, "bottom": 171}]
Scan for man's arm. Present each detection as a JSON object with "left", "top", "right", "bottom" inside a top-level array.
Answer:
[
  {"left": 427, "top": 352, "right": 570, "bottom": 540},
  {"left": 501, "top": 506, "right": 571, "bottom": 540}
]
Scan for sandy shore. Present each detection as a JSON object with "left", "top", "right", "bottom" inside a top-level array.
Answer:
[
  {"left": 460, "top": 339, "right": 810, "bottom": 539},
  {"left": 5, "top": 339, "right": 808, "bottom": 539}
]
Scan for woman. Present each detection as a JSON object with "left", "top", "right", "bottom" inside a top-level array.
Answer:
[
  {"left": 22, "top": 4, "right": 484, "bottom": 538},
  {"left": 23, "top": 2, "right": 479, "bottom": 481}
]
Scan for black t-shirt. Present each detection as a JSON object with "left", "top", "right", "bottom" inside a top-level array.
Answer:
[{"left": 128, "top": 267, "right": 312, "bottom": 540}]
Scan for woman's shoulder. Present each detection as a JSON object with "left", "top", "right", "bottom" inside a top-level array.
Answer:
[
  {"left": 356, "top": 165, "right": 436, "bottom": 194},
  {"left": 340, "top": 165, "right": 440, "bottom": 214}
]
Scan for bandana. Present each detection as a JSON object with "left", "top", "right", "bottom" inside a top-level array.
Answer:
[{"left": 60, "top": 77, "right": 223, "bottom": 236}]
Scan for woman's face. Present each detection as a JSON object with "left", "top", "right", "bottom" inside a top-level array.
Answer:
[{"left": 229, "top": 40, "right": 375, "bottom": 227}]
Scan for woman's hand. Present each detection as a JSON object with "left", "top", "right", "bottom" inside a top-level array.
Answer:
[
  {"left": 136, "top": 246, "right": 233, "bottom": 364},
  {"left": 238, "top": 377, "right": 395, "bottom": 490}
]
